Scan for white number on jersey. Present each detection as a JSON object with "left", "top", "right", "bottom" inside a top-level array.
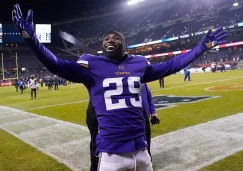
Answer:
[{"left": 103, "top": 77, "right": 142, "bottom": 111}]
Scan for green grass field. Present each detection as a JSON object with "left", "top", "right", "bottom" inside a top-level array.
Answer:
[{"left": 0, "top": 70, "right": 243, "bottom": 171}]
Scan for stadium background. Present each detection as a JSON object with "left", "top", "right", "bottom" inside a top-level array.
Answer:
[{"left": 0, "top": 0, "right": 243, "bottom": 171}]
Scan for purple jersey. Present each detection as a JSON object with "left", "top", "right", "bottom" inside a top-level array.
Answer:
[
  {"left": 24, "top": 36, "right": 206, "bottom": 154},
  {"left": 77, "top": 54, "right": 149, "bottom": 153}
]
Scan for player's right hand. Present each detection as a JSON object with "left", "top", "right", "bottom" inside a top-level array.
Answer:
[{"left": 12, "top": 4, "right": 35, "bottom": 39}]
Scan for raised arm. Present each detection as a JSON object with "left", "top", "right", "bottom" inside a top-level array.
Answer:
[
  {"left": 25, "top": 37, "right": 93, "bottom": 85},
  {"left": 142, "top": 28, "right": 228, "bottom": 83},
  {"left": 12, "top": 4, "right": 93, "bottom": 86}
]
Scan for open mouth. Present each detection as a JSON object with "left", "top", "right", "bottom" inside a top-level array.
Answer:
[{"left": 105, "top": 45, "right": 117, "bottom": 52}]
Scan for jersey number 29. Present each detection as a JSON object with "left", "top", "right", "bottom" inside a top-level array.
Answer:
[{"left": 103, "top": 77, "right": 142, "bottom": 110}]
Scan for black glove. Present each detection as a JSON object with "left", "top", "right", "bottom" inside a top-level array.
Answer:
[{"left": 150, "top": 115, "right": 160, "bottom": 125}]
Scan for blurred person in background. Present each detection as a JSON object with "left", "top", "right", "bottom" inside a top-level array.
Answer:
[
  {"left": 220, "top": 62, "right": 226, "bottom": 72},
  {"left": 14, "top": 79, "right": 19, "bottom": 92},
  {"left": 184, "top": 65, "right": 191, "bottom": 81},
  {"left": 47, "top": 76, "right": 53, "bottom": 90},
  {"left": 19, "top": 78, "right": 25, "bottom": 94},
  {"left": 141, "top": 83, "right": 160, "bottom": 158},
  {"left": 28, "top": 75, "right": 38, "bottom": 100},
  {"left": 202, "top": 66, "right": 206, "bottom": 73},
  {"left": 40, "top": 77, "right": 44, "bottom": 87},
  {"left": 53, "top": 75, "right": 59, "bottom": 90},
  {"left": 159, "top": 77, "right": 164, "bottom": 88}
]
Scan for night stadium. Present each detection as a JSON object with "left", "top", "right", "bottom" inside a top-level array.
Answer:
[{"left": 0, "top": 0, "right": 243, "bottom": 171}]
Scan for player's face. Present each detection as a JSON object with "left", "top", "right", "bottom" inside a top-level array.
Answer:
[{"left": 103, "top": 33, "right": 122, "bottom": 52}]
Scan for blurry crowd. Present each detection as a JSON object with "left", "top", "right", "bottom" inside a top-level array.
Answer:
[
  {"left": 57, "top": 0, "right": 241, "bottom": 47},
  {"left": 0, "top": 0, "right": 243, "bottom": 82},
  {"left": 0, "top": 69, "right": 71, "bottom": 88},
  {"left": 15, "top": 75, "right": 70, "bottom": 88}
]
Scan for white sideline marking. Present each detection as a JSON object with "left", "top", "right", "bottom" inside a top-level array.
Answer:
[
  {"left": 151, "top": 113, "right": 243, "bottom": 171},
  {"left": 204, "top": 83, "right": 243, "bottom": 92},
  {"left": 1, "top": 106, "right": 243, "bottom": 171},
  {"left": 25, "top": 99, "right": 89, "bottom": 111},
  {"left": 0, "top": 106, "right": 89, "bottom": 171},
  {"left": 22, "top": 76, "right": 243, "bottom": 111},
  {"left": 152, "top": 76, "right": 243, "bottom": 92}
]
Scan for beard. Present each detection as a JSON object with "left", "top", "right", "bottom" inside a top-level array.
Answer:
[{"left": 102, "top": 43, "right": 125, "bottom": 62}]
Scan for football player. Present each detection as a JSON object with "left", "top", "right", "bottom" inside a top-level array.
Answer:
[
  {"left": 12, "top": 4, "right": 228, "bottom": 170},
  {"left": 86, "top": 83, "right": 159, "bottom": 171}
]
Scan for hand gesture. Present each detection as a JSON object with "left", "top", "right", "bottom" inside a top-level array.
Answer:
[
  {"left": 12, "top": 4, "right": 35, "bottom": 38},
  {"left": 201, "top": 27, "right": 228, "bottom": 51}
]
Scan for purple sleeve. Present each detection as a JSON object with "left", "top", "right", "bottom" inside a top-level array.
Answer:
[
  {"left": 146, "top": 85, "right": 156, "bottom": 115},
  {"left": 25, "top": 37, "right": 93, "bottom": 86},
  {"left": 142, "top": 43, "right": 205, "bottom": 82}
]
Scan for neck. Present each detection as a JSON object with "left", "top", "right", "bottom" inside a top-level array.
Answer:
[
  {"left": 103, "top": 50, "right": 126, "bottom": 62},
  {"left": 114, "top": 54, "right": 126, "bottom": 62}
]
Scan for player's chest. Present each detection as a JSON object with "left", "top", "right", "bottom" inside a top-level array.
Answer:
[{"left": 90, "top": 62, "right": 144, "bottom": 78}]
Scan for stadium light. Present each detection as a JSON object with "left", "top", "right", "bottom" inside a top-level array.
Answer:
[
  {"left": 127, "top": 0, "right": 145, "bottom": 6},
  {"left": 233, "top": 2, "right": 239, "bottom": 6}
]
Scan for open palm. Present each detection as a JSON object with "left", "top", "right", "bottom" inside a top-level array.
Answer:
[
  {"left": 201, "top": 27, "right": 228, "bottom": 50},
  {"left": 12, "top": 4, "right": 35, "bottom": 38}
]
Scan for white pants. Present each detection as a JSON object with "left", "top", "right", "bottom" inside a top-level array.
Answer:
[{"left": 98, "top": 149, "right": 153, "bottom": 171}]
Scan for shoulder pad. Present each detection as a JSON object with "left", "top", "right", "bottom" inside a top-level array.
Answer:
[{"left": 76, "top": 54, "right": 92, "bottom": 69}]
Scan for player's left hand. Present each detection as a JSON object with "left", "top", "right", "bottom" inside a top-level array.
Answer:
[
  {"left": 150, "top": 114, "right": 160, "bottom": 125},
  {"left": 201, "top": 27, "right": 228, "bottom": 51}
]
